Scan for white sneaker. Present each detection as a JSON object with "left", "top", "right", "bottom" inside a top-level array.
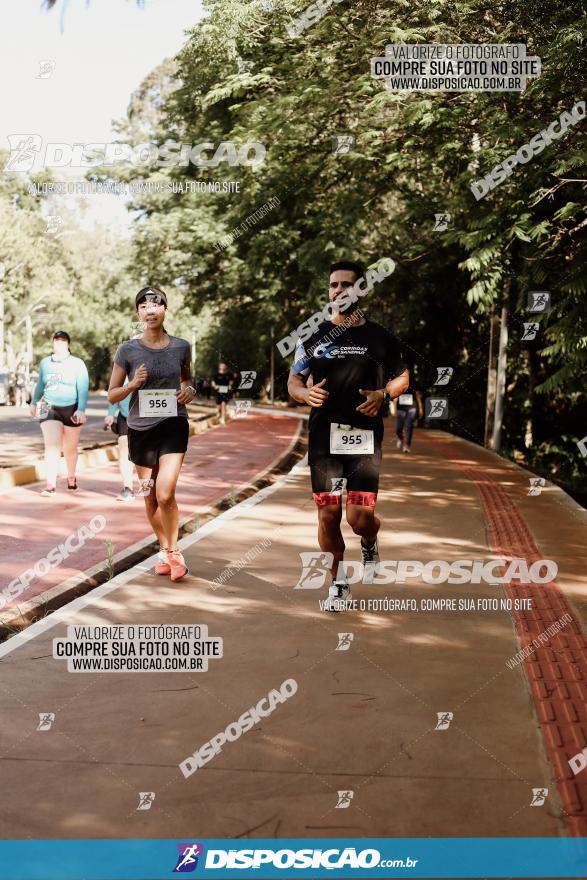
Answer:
[
  {"left": 361, "top": 538, "right": 380, "bottom": 582},
  {"left": 117, "top": 487, "right": 135, "bottom": 502},
  {"left": 325, "top": 581, "right": 352, "bottom": 612},
  {"left": 396, "top": 439, "right": 403, "bottom": 449}
]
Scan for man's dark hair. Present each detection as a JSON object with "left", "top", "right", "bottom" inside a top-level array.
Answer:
[{"left": 329, "top": 260, "right": 366, "bottom": 282}]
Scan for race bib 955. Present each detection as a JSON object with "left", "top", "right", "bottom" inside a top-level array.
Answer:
[{"left": 330, "top": 423, "right": 374, "bottom": 455}]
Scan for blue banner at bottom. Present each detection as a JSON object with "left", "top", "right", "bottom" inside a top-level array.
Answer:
[{"left": 0, "top": 838, "right": 585, "bottom": 879}]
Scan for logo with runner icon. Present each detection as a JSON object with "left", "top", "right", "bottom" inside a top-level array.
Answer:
[
  {"left": 36, "top": 712, "right": 55, "bottom": 731},
  {"left": 527, "top": 477, "right": 546, "bottom": 496},
  {"left": 294, "top": 551, "right": 334, "bottom": 589},
  {"left": 336, "top": 633, "right": 354, "bottom": 651},
  {"left": 530, "top": 788, "right": 548, "bottom": 806},
  {"left": 335, "top": 790, "right": 354, "bottom": 808},
  {"left": 434, "top": 367, "right": 453, "bottom": 385},
  {"left": 332, "top": 135, "right": 355, "bottom": 155},
  {"left": 433, "top": 213, "right": 451, "bottom": 231},
  {"left": 37, "top": 59, "right": 56, "bottom": 79},
  {"left": 136, "top": 792, "right": 155, "bottom": 811},
  {"left": 425, "top": 398, "right": 448, "bottom": 419},
  {"left": 5, "top": 134, "right": 42, "bottom": 171},
  {"left": 173, "top": 842, "right": 204, "bottom": 873},
  {"left": 238, "top": 371, "right": 256, "bottom": 390},
  {"left": 521, "top": 322, "right": 539, "bottom": 341},
  {"left": 234, "top": 399, "right": 252, "bottom": 417},
  {"left": 435, "top": 711, "right": 453, "bottom": 730},
  {"left": 527, "top": 291, "right": 551, "bottom": 313}
]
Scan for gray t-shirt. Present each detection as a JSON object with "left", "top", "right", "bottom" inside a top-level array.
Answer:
[{"left": 113, "top": 335, "right": 191, "bottom": 430}]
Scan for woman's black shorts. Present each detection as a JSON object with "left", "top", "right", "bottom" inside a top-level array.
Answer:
[
  {"left": 111, "top": 414, "right": 128, "bottom": 437},
  {"left": 42, "top": 403, "right": 78, "bottom": 426},
  {"left": 128, "top": 416, "right": 189, "bottom": 468}
]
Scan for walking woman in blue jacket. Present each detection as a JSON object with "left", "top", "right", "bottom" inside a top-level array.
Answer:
[{"left": 30, "top": 330, "right": 90, "bottom": 497}]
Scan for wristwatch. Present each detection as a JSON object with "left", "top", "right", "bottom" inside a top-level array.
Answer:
[{"left": 382, "top": 390, "right": 391, "bottom": 404}]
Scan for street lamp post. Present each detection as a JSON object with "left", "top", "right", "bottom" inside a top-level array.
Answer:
[
  {"left": 13, "top": 299, "right": 46, "bottom": 381},
  {"left": 191, "top": 327, "right": 197, "bottom": 383},
  {"left": 270, "top": 325, "right": 275, "bottom": 405}
]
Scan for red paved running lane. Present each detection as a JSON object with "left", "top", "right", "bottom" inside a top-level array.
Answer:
[
  {"left": 0, "top": 414, "right": 300, "bottom": 614},
  {"left": 424, "top": 434, "right": 587, "bottom": 837}
]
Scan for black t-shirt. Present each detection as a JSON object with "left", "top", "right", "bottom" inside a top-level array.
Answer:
[
  {"left": 214, "top": 373, "right": 232, "bottom": 395},
  {"left": 293, "top": 318, "right": 406, "bottom": 437}
]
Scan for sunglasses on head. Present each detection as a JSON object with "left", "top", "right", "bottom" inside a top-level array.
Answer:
[{"left": 138, "top": 293, "right": 165, "bottom": 306}]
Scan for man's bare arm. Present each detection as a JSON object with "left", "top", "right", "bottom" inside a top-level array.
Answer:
[{"left": 288, "top": 370, "right": 329, "bottom": 407}]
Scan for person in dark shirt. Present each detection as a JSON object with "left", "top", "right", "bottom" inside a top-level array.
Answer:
[
  {"left": 395, "top": 369, "right": 424, "bottom": 452},
  {"left": 288, "top": 259, "right": 409, "bottom": 611},
  {"left": 212, "top": 362, "right": 232, "bottom": 424}
]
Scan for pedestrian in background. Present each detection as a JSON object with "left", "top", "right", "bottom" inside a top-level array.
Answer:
[
  {"left": 104, "top": 380, "right": 136, "bottom": 501},
  {"left": 30, "top": 330, "right": 89, "bottom": 497}
]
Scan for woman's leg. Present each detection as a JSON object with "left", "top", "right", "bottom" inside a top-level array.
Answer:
[
  {"left": 135, "top": 462, "right": 166, "bottom": 547},
  {"left": 117, "top": 435, "right": 134, "bottom": 489},
  {"left": 62, "top": 425, "right": 83, "bottom": 478},
  {"left": 153, "top": 452, "right": 185, "bottom": 550},
  {"left": 40, "top": 420, "right": 63, "bottom": 487}
]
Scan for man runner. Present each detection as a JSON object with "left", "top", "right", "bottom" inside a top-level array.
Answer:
[
  {"left": 287, "top": 260, "right": 409, "bottom": 611},
  {"left": 212, "top": 361, "right": 233, "bottom": 425}
]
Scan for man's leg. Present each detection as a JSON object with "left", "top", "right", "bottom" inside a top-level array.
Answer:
[
  {"left": 396, "top": 409, "right": 406, "bottom": 442},
  {"left": 316, "top": 502, "right": 345, "bottom": 580},
  {"left": 311, "top": 451, "right": 346, "bottom": 581},
  {"left": 404, "top": 407, "right": 417, "bottom": 448},
  {"left": 345, "top": 445, "right": 382, "bottom": 550},
  {"left": 346, "top": 503, "right": 380, "bottom": 547}
]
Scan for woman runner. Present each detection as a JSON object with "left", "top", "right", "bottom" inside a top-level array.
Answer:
[{"left": 107, "top": 287, "right": 196, "bottom": 581}]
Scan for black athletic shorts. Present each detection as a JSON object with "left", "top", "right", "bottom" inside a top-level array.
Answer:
[
  {"left": 215, "top": 392, "right": 231, "bottom": 405},
  {"left": 128, "top": 416, "right": 189, "bottom": 468},
  {"left": 114, "top": 414, "right": 128, "bottom": 437},
  {"left": 42, "top": 403, "right": 79, "bottom": 427},
  {"left": 309, "top": 424, "right": 383, "bottom": 507}
]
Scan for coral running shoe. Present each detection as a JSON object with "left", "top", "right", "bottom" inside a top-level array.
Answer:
[
  {"left": 168, "top": 549, "right": 189, "bottom": 582},
  {"left": 155, "top": 549, "right": 171, "bottom": 575}
]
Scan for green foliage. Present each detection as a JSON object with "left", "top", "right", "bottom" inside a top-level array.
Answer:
[
  {"left": 9, "top": 0, "right": 587, "bottom": 498},
  {"left": 112, "top": 0, "right": 584, "bottom": 489}
]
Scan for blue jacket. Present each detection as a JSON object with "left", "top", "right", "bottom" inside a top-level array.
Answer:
[
  {"left": 32, "top": 354, "right": 89, "bottom": 411},
  {"left": 108, "top": 395, "right": 130, "bottom": 418}
]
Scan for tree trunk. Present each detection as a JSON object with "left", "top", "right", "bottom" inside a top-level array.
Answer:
[
  {"left": 524, "top": 347, "right": 536, "bottom": 449},
  {"left": 484, "top": 307, "right": 499, "bottom": 446},
  {"left": 490, "top": 304, "right": 509, "bottom": 452}
]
